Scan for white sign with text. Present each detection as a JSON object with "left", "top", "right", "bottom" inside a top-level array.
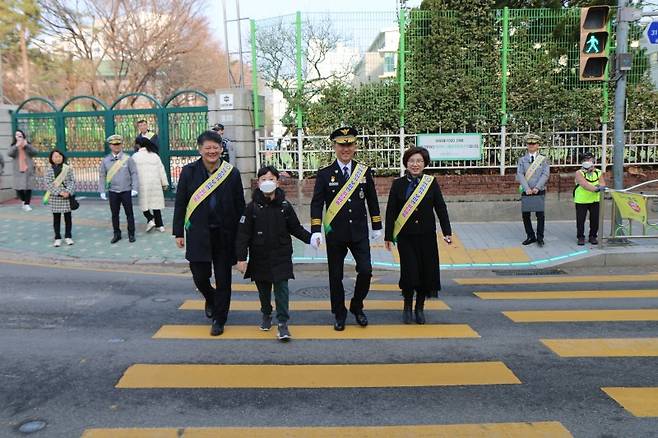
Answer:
[{"left": 417, "top": 133, "right": 482, "bottom": 161}]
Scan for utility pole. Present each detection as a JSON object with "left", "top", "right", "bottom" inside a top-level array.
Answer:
[{"left": 613, "top": 0, "right": 629, "bottom": 190}]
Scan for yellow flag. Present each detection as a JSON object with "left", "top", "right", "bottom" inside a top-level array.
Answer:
[{"left": 610, "top": 191, "right": 648, "bottom": 225}]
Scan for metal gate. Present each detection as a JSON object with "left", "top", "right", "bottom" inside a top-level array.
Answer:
[{"left": 11, "top": 90, "right": 208, "bottom": 197}]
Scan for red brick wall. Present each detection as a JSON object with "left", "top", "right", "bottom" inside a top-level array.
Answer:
[{"left": 252, "top": 170, "right": 658, "bottom": 202}]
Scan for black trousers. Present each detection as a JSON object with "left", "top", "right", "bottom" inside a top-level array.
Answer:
[
  {"left": 522, "top": 211, "right": 545, "bottom": 239},
  {"left": 402, "top": 289, "right": 425, "bottom": 310},
  {"left": 576, "top": 202, "right": 600, "bottom": 239},
  {"left": 143, "top": 209, "right": 163, "bottom": 227},
  {"left": 108, "top": 191, "right": 135, "bottom": 235},
  {"left": 189, "top": 229, "right": 232, "bottom": 325},
  {"left": 53, "top": 212, "right": 72, "bottom": 239},
  {"left": 16, "top": 190, "right": 32, "bottom": 205},
  {"left": 326, "top": 237, "right": 372, "bottom": 320}
]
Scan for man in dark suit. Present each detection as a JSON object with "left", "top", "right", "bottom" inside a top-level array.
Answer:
[
  {"left": 135, "top": 119, "right": 159, "bottom": 153},
  {"left": 173, "top": 130, "right": 245, "bottom": 336},
  {"left": 310, "top": 126, "right": 382, "bottom": 331}
]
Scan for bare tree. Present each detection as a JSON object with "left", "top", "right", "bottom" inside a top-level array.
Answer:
[
  {"left": 254, "top": 16, "right": 356, "bottom": 134},
  {"left": 38, "top": 0, "right": 209, "bottom": 105}
]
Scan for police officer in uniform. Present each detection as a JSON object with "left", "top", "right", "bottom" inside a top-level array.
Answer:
[
  {"left": 310, "top": 127, "right": 382, "bottom": 331},
  {"left": 516, "top": 133, "right": 550, "bottom": 246}
]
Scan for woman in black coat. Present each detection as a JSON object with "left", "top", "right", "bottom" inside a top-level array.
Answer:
[
  {"left": 385, "top": 147, "right": 452, "bottom": 324},
  {"left": 235, "top": 166, "right": 312, "bottom": 341}
]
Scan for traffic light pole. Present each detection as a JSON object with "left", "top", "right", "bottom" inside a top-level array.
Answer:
[{"left": 613, "top": 0, "right": 629, "bottom": 190}]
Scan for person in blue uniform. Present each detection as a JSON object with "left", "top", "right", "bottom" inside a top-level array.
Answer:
[{"left": 310, "top": 126, "right": 382, "bottom": 331}]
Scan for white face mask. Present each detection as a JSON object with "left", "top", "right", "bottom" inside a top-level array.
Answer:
[
  {"left": 259, "top": 180, "right": 277, "bottom": 194},
  {"left": 582, "top": 161, "right": 594, "bottom": 170}
]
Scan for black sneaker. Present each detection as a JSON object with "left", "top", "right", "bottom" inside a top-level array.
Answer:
[
  {"left": 260, "top": 314, "right": 272, "bottom": 331},
  {"left": 277, "top": 323, "right": 291, "bottom": 341}
]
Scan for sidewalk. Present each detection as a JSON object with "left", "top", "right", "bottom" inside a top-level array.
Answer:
[{"left": 1, "top": 197, "right": 656, "bottom": 270}]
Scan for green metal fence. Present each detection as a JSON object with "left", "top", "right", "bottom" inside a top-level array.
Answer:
[
  {"left": 11, "top": 91, "right": 208, "bottom": 197},
  {"left": 250, "top": 7, "right": 653, "bottom": 136}
]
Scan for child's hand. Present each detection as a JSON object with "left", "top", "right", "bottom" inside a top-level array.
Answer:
[{"left": 237, "top": 261, "right": 247, "bottom": 274}]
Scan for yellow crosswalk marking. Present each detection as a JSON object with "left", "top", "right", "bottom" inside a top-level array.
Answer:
[
  {"left": 456, "top": 274, "right": 658, "bottom": 285},
  {"left": 116, "top": 362, "right": 521, "bottom": 388},
  {"left": 602, "top": 387, "right": 658, "bottom": 417},
  {"left": 504, "top": 309, "right": 658, "bottom": 322},
  {"left": 542, "top": 338, "right": 658, "bottom": 357},
  {"left": 476, "top": 290, "right": 658, "bottom": 300},
  {"left": 180, "top": 299, "right": 450, "bottom": 311},
  {"left": 82, "top": 421, "right": 573, "bottom": 438},
  {"left": 153, "top": 324, "right": 480, "bottom": 340}
]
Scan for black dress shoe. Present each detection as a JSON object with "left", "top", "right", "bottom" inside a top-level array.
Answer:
[
  {"left": 522, "top": 237, "right": 537, "bottom": 245},
  {"left": 210, "top": 320, "right": 224, "bottom": 336},
  {"left": 354, "top": 312, "right": 368, "bottom": 327},
  {"left": 415, "top": 309, "right": 426, "bottom": 325},
  {"left": 204, "top": 301, "right": 213, "bottom": 319},
  {"left": 334, "top": 319, "right": 345, "bottom": 331},
  {"left": 537, "top": 239, "right": 545, "bottom": 247},
  {"left": 589, "top": 237, "right": 598, "bottom": 245},
  {"left": 402, "top": 308, "right": 413, "bottom": 324},
  {"left": 128, "top": 234, "right": 136, "bottom": 243},
  {"left": 110, "top": 234, "right": 121, "bottom": 244}
]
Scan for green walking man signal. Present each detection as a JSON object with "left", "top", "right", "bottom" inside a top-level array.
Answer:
[
  {"left": 579, "top": 6, "right": 610, "bottom": 81},
  {"left": 585, "top": 34, "right": 601, "bottom": 54}
]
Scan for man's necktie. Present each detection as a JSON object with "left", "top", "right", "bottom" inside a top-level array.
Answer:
[
  {"left": 405, "top": 177, "right": 419, "bottom": 199},
  {"left": 343, "top": 166, "right": 350, "bottom": 180},
  {"left": 530, "top": 155, "right": 534, "bottom": 163}
]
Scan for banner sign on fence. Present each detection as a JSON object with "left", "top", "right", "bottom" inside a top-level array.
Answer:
[
  {"left": 610, "top": 190, "right": 648, "bottom": 225},
  {"left": 417, "top": 133, "right": 483, "bottom": 161}
]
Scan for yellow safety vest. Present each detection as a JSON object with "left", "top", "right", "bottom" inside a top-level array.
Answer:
[{"left": 574, "top": 169, "right": 601, "bottom": 204}]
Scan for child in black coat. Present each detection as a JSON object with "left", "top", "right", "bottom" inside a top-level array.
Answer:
[{"left": 235, "top": 166, "right": 316, "bottom": 341}]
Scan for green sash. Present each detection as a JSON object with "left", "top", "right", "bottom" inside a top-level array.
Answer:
[
  {"left": 43, "top": 164, "right": 70, "bottom": 205},
  {"left": 519, "top": 154, "right": 545, "bottom": 194},
  {"left": 105, "top": 156, "right": 129, "bottom": 189},
  {"left": 323, "top": 163, "right": 368, "bottom": 233},
  {"left": 392, "top": 174, "right": 434, "bottom": 242},
  {"left": 184, "top": 161, "right": 234, "bottom": 230}
]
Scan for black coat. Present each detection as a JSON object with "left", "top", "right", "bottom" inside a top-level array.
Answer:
[
  {"left": 235, "top": 188, "right": 311, "bottom": 282},
  {"left": 384, "top": 175, "right": 452, "bottom": 295},
  {"left": 173, "top": 158, "right": 245, "bottom": 262},
  {"left": 310, "top": 160, "right": 382, "bottom": 243},
  {"left": 384, "top": 175, "right": 452, "bottom": 241}
]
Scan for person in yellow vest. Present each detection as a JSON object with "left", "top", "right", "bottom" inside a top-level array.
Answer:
[
  {"left": 384, "top": 147, "right": 452, "bottom": 324},
  {"left": 574, "top": 152, "right": 607, "bottom": 245}
]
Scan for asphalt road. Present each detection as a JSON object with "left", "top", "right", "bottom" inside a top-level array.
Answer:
[{"left": 1, "top": 261, "right": 657, "bottom": 437}]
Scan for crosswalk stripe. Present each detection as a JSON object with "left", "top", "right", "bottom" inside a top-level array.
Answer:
[
  {"left": 115, "top": 362, "right": 521, "bottom": 388},
  {"left": 504, "top": 309, "right": 658, "bottom": 322},
  {"left": 541, "top": 338, "right": 658, "bottom": 357},
  {"left": 476, "top": 290, "right": 658, "bottom": 300},
  {"left": 602, "top": 387, "right": 658, "bottom": 417},
  {"left": 455, "top": 274, "right": 658, "bottom": 285},
  {"left": 153, "top": 324, "right": 480, "bottom": 340},
  {"left": 212, "top": 284, "right": 405, "bottom": 292},
  {"left": 81, "top": 421, "right": 573, "bottom": 437},
  {"left": 180, "top": 299, "right": 450, "bottom": 311}
]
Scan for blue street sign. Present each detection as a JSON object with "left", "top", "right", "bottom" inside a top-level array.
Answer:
[{"left": 648, "top": 21, "right": 658, "bottom": 44}]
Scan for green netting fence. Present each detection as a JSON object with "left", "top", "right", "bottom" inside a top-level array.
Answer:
[{"left": 250, "top": 7, "right": 654, "bottom": 135}]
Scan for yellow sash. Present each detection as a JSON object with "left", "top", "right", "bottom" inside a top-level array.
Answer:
[
  {"left": 519, "top": 154, "right": 545, "bottom": 194},
  {"left": 43, "top": 164, "right": 70, "bottom": 205},
  {"left": 184, "top": 161, "right": 234, "bottom": 230},
  {"left": 392, "top": 174, "right": 434, "bottom": 242},
  {"left": 323, "top": 163, "right": 368, "bottom": 233},
  {"left": 106, "top": 156, "right": 129, "bottom": 189}
]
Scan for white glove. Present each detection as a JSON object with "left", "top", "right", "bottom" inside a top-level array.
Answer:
[
  {"left": 131, "top": 190, "right": 138, "bottom": 197},
  {"left": 310, "top": 232, "right": 323, "bottom": 248},
  {"left": 100, "top": 193, "right": 107, "bottom": 200},
  {"left": 370, "top": 229, "right": 383, "bottom": 241}
]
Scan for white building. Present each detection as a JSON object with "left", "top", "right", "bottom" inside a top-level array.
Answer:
[{"left": 353, "top": 27, "right": 400, "bottom": 86}]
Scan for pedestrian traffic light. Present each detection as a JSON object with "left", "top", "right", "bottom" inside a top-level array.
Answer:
[{"left": 579, "top": 6, "right": 610, "bottom": 81}]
